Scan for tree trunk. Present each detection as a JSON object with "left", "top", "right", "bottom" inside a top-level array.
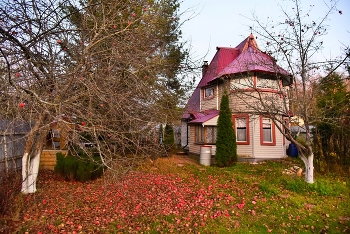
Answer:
[
  {"left": 3, "top": 133, "right": 9, "bottom": 175},
  {"left": 21, "top": 114, "right": 48, "bottom": 194},
  {"left": 300, "top": 152, "right": 314, "bottom": 184}
]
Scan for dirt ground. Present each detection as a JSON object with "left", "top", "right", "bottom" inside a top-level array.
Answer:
[{"left": 166, "top": 153, "right": 199, "bottom": 165}]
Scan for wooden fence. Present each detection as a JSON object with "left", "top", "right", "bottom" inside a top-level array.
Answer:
[{"left": 0, "top": 120, "right": 31, "bottom": 173}]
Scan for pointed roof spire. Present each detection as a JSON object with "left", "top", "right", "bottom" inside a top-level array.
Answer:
[{"left": 235, "top": 33, "right": 260, "bottom": 53}]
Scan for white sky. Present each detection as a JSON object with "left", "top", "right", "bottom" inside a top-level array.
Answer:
[{"left": 179, "top": 0, "right": 350, "bottom": 68}]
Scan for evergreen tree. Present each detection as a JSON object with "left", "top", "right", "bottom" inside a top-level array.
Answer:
[
  {"left": 164, "top": 124, "right": 175, "bottom": 147},
  {"left": 215, "top": 93, "right": 237, "bottom": 167},
  {"left": 0, "top": 0, "right": 192, "bottom": 193},
  {"left": 313, "top": 73, "right": 350, "bottom": 173}
]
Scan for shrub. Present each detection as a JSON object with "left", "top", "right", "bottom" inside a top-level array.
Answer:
[
  {"left": 54, "top": 152, "right": 104, "bottom": 182},
  {"left": 215, "top": 92, "right": 237, "bottom": 167},
  {"left": 63, "top": 155, "right": 78, "bottom": 181},
  {"left": 163, "top": 124, "right": 174, "bottom": 145},
  {"left": 76, "top": 160, "right": 94, "bottom": 182},
  {"left": 54, "top": 152, "right": 66, "bottom": 175}
]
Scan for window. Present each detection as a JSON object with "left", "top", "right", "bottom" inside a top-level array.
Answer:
[
  {"left": 233, "top": 115, "right": 250, "bottom": 145},
  {"left": 195, "top": 125, "right": 204, "bottom": 143},
  {"left": 205, "top": 126, "right": 217, "bottom": 143},
  {"left": 195, "top": 125, "right": 217, "bottom": 144},
  {"left": 260, "top": 117, "right": 276, "bottom": 146},
  {"left": 236, "top": 118, "right": 247, "bottom": 141},
  {"left": 45, "top": 129, "right": 61, "bottom": 149},
  {"left": 204, "top": 87, "right": 214, "bottom": 99},
  {"left": 231, "top": 77, "right": 253, "bottom": 90},
  {"left": 256, "top": 78, "right": 280, "bottom": 89}
]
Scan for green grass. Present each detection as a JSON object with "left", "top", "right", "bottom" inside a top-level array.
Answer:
[{"left": 151, "top": 157, "right": 350, "bottom": 233}]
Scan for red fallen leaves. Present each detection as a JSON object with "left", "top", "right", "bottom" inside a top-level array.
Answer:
[
  {"left": 16, "top": 171, "right": 266, "bottom": 232},
  {"left": 236, "top": 199, "right": 245, "bottom": 209}
]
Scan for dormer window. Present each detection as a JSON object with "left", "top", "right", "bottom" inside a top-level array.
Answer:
[{"left": 204, "top": 86, "right": 214, "bottom": 99}]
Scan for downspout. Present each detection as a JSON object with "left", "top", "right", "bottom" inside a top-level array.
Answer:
[
  {"left": 281, "top": 122, "right": 284, "bottom": 157},
  {"left": 216, "top": 81, "right": 219, "bottom": 110},
  {"left": 182, "top": 118, "right": 190, "bottom": 149}
]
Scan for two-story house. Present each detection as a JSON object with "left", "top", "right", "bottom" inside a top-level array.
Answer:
[{"left": 181, "top": 34, "right": 293, "bottom": 160}]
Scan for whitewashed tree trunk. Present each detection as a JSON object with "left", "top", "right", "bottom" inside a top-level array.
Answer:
[
  {"left": 21, "top": 114, "right": 48, "bottom": 194},
  {"left": 21, "top": 152, "right": 41, "bottom": 193},
  {"left": 299, "top": 152, "right": 314, "bottom": 184}
]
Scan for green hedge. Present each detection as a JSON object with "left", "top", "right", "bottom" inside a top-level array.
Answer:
[{"left": 54, "top": 152, "right": 104, "bottom": 182}]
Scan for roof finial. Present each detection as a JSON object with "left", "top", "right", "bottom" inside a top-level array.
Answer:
[{"left": 250, "top": 26, "right": 252, "bottom": 34}]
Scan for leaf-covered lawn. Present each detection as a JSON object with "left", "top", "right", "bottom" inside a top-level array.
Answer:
[{"left": 2, "top": 156, "right": 349, "bottom": 233}]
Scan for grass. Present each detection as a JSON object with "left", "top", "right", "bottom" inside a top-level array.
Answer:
[{"left": 1, "top": 155, "right": 349, "bottom": 233}]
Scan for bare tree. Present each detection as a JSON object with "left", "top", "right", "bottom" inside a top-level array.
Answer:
[
  {"left": 0, "top": 0, "right": 192, "bottom": 193},
  {"left": 234, "top": 0, "right": 350, "bottom": 183}
]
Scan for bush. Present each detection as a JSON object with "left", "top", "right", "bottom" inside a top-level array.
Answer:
[
  {"left": 54, "top": 152, "right": 104, "bottom": 182},
  {"left": 163, "top": 124, "right": 175, "bottom": 146},
  {"left": 215, "top": 93, "right": 237, "bottom": 167},
  {"left": 76, "top": 160, "right": 94, "bottom": 182},
  {"left": 54, "top": 152, "right": 66, "bottom": 175}
]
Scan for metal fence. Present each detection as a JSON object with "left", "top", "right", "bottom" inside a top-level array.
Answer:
[{"left": 0, "top": 120, "right": 31, "bottom": 173}]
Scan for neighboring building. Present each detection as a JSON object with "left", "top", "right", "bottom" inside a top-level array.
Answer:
[
  {"left": 40, "top": 119, "right": 72, "bottom": 170},
  {"left": 181, "top": 34, "right": 293, "bottom": 160}
]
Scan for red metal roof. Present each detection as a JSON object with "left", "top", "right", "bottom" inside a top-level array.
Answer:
[
  {"left": 183, "top": 34, "right": 290, "bottom": 120},
  {"left": 188, "top": 110, "right": 219, "bottom": 124},
  {"left": 184, "top": 47, "right": 239, "bottom": 114},
  {"left": 198, "top": 47, "right": 240, "bottom": 88},
  {"left": 217, "top": 46, "right": 289, "bottom": 77}
]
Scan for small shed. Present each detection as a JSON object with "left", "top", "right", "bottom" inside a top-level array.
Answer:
[{"left": 40, "top": 121, "right": 71, "bottom": 170}]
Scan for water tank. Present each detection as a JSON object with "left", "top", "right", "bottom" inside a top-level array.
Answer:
[
  {"left": 200, "top": 146, "right": 212, "bottom": 166},
  {"left": 288, "top": 143, "right": 298, "bottom": 158}
]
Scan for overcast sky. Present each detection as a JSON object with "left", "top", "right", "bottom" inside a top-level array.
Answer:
[{"left": 179, "top": 0, "right": 350, "bottom": 67}]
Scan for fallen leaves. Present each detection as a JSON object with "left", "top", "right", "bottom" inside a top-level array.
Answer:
[
  {"left": 3, "top": 160, "right": 349, "bottom": 233},
  {"left": 15, "top": 171, "right": 247, "bottom": 232}
]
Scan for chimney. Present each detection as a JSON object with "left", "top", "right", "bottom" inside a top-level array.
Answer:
[{"left": 202, "top": 61, "right": 209, "bottom": 77}]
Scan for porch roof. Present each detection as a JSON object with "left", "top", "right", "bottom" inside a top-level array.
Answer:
[{"left": 188, "top": 109, "right": 219, "bottom": 124}]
